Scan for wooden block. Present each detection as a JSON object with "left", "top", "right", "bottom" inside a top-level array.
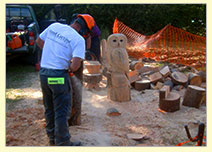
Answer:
[
  {"left": 134, "top": 79, "right": 150, "bottom": 91},
  {"left": 108, "top": 86, "right": 131, "bottom": 102},
  {"left": 137, "top": 65, "right": 159, "bottom": 74},
  {"left": 84, "top": 61, "right": 101, "bottom": 74},
  {"left": 171, "top": 71, "right": 188, "bottom": 85},
  {"left": 159, "top": 85, "right": 170, "bottom": 100},
  {"left": 188, "top": 73, "right": 202, "bottom": 86},
  {"left": 111, "top": 73, "right": 129, "bottom": 88},
  {"left": 106, "top": 108, "right": 121, "bottom": 116},
  {"left": 182, "top": 85, "right": 206, "bottom": 108},
  {"left": 128, "top": 70, "right": 141, "bottom": 83},
  {"left": 127, "top": 133, "right": 146, "bottom": 141},
  {"left": 197, "top": 71, "right": 206, "bottom": 82},
  {"left": 83, "top": 73, "right": 102, "bottom": 84},
  {"left": 159, "top": 92, "right": 181, "bottom": 112},
  {"left": 160, "top": 66, "right": 171, "bottom": 77},
  {"left": 130, "top": 60, "right": 144, "bottom": 71},
  {"left": 68, "top": 74, "right": 83, "bottom": 126},
  {"left": 149, "top": 72, "right": 163, "bottom": 84}
]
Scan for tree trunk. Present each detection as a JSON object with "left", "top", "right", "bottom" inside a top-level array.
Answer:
[
  {"left": 149, "top": 72, "right": 163, "bottom": 84},
  {"left": 159, "top": 86, "right": 180, "bottom": 112},
  {"left": 197, "top": 71, "right": 206, "bottom": 82},
  {"left": 130, "top": 60, "right": 144, "bottom": 71},
  {"left": 182, "top": 85, "right": 206, "bottom": 108},
  {"left": 68, "top": 62, "right": 83, "bottom": 126},
  {"left": 134, "top": 79, "right": 150, "bottom": 91},
  {"left": 107, "top": 72, "right": 131, "bottom": 102},
  {"left": 188, "top": 73, "right": 202, "bottom": 86},
  {"left": 171, "top": 71, "right": 188, "bottom": 85},
  {"left": 160, "top": 66, "right": 171, "bottom": 77},
  {"left": 83, "top": 73, "right": 102, "bottom": 90}
]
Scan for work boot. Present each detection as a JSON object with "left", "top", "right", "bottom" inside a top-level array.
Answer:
[{"left": 59, "top": 140, "right": 82, "bottom": 146}]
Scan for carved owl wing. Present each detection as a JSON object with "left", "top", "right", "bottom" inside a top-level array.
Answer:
[{"left": 110, "top": 48, "right": 129, "bottom": 73}]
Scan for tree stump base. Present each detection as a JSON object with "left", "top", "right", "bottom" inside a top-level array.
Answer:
[
  {"left": 68, "top": 62, "right": 83, "bottom": 126},
  {"left": 171, "top": 71, "right": 188, "bottom": 85},
  {"left": 182, "top": 85, "right": 206, "bottom": 108},
  {"left": 83, "top": 73, "right": 102, "bottom": 90},
  {"left": 134, "top": 79, "right": 150, "bottom": 91},
  {"left": 159, "top": 86, "right": 181, "bottom": 112},
  {"left": 188, "top": 73, "right": 202, "bottom": 86},
  {"left": 107, "top": 72, "right": 131, "bottom": 102}
]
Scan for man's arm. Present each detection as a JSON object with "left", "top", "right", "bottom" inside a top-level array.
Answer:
[
  {"left": 36, "top": 37, "right": 45, "bottom": 49},
  {"left": 69, "top": 57, "right": 82, "bottom": 72},
  {"left": 86, "top": 35, "right": 91, "bottom": 50}
]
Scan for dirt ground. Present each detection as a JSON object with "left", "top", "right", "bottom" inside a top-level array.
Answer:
[{"left": 6, "top": 64, "right": 206, "bottom": 147}]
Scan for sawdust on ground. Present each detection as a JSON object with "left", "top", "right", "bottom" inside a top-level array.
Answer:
[{"left": 6, "top": 70, "right": 206, "bottom": 147}]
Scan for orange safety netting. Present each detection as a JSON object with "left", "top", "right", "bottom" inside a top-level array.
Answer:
[{"left": 113, "top": 18, "right": 206, "bottom": 70}]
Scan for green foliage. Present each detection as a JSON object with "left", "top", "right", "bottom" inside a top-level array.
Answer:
[{"left": 30, "top": 4, "right": 206, "bottom": 36}]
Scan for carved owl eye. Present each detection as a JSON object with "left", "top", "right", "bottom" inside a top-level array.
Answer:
[
  {"left": 113, "top": 39, "right": 117, "bottom": 42},
  {"left": 120, "top": 39, "right": 123, "bottom": 42}
]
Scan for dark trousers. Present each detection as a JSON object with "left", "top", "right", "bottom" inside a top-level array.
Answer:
[
  {"left": 39, "top": 68, "right": 72, "bottom": 145},
  {"left": 91, "top": 36, "right": 100, "bottom": 61}
]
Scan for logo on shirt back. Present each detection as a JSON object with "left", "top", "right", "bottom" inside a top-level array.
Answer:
[{"left": 48, "top": 30, "right": 71, "bottom": 48}]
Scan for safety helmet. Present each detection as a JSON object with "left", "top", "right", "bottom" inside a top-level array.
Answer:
[{"left": 77, "top": 14, "right": 95, "bottom": 32}]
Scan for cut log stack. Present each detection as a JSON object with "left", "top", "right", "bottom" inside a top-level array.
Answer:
[
  {"left": 126, "top": 60, "right": 206, "bottom": 111},
  {"left": 83, "top": 61, "right": 102, "bottom": 90}
]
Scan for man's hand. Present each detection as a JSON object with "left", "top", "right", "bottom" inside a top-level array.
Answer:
[
  {"left": 36, "top": 37, "right": 44, "bottom": 49},
  {"left": 69, "top": 57, "right": 82, "bottom": 72}
]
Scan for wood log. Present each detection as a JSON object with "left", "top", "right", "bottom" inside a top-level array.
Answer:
[
  {"left": 197, "top": 71, "right": 206, "bottom": 82},
  {"left": 134, "top": 79, "right": 150, "bottom": 91},
  {"left": 149, "top": 72, "right": 163, "bottom": 84},
  {"left": 159, "top": 86, "right": 180, "bottom": 112},
  {"left": 159, "top": 85, "right": 170, "bottom": 100},
  {"left": 107, "top": 73, "right": 131, "bottom": 102},
  {"left": 130, "top": 60, "right": 144, "bottom": 71},
  {"left": 83, "top": 73, "right": 102, "bottom": 84},
  {"left": 188, "top": 73, "right": 202, "bottom": 86},
  {"left": 84, "top": 61, "right": 101, "bottom": 74},
  {"left": 128, "top": 70, "right": 141, "bottom": 84},
  {"left": 182, "top": 85, "right": 206, "bottom": 108},
  {"left": 201, "top": 92, "right": 206, "bottom": 106},
  {"left": 171, "top": 71, "right": 188, "bottom": 85},
  {"left": 159, "top": 92, "right": 181, "bottom": 112},
  {"left": 160, "top": 66, "right": 171, "bottom": 77},
  {"left": 137, "top": 66, "right": 159, "bottom": 75},
  {"left": 68, "top": 62, "right": 83, "bottom": 126}
]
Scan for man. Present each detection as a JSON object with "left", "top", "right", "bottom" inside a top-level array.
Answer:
[
  {"left": 71, "top": 13, "right": 101, "bottom": 61},
  {"left": 36, "top": 14, "right": 95, "bottom": 146}
]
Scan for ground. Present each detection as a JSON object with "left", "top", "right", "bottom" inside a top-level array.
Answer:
[{"left": 6, "top": 60, "right": 206, "bottom": 146}]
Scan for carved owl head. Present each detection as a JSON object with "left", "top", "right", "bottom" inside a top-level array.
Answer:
[{"left": 107, "top": 33, "right": 127, "bottom": 48}]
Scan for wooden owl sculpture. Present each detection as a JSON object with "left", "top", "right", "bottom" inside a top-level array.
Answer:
[
  {"left": 106, "top": 33, "right": 131, "bottom": 102},
  {"left": 106, "top": 33, "right": 129, "bottom": 73}
]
